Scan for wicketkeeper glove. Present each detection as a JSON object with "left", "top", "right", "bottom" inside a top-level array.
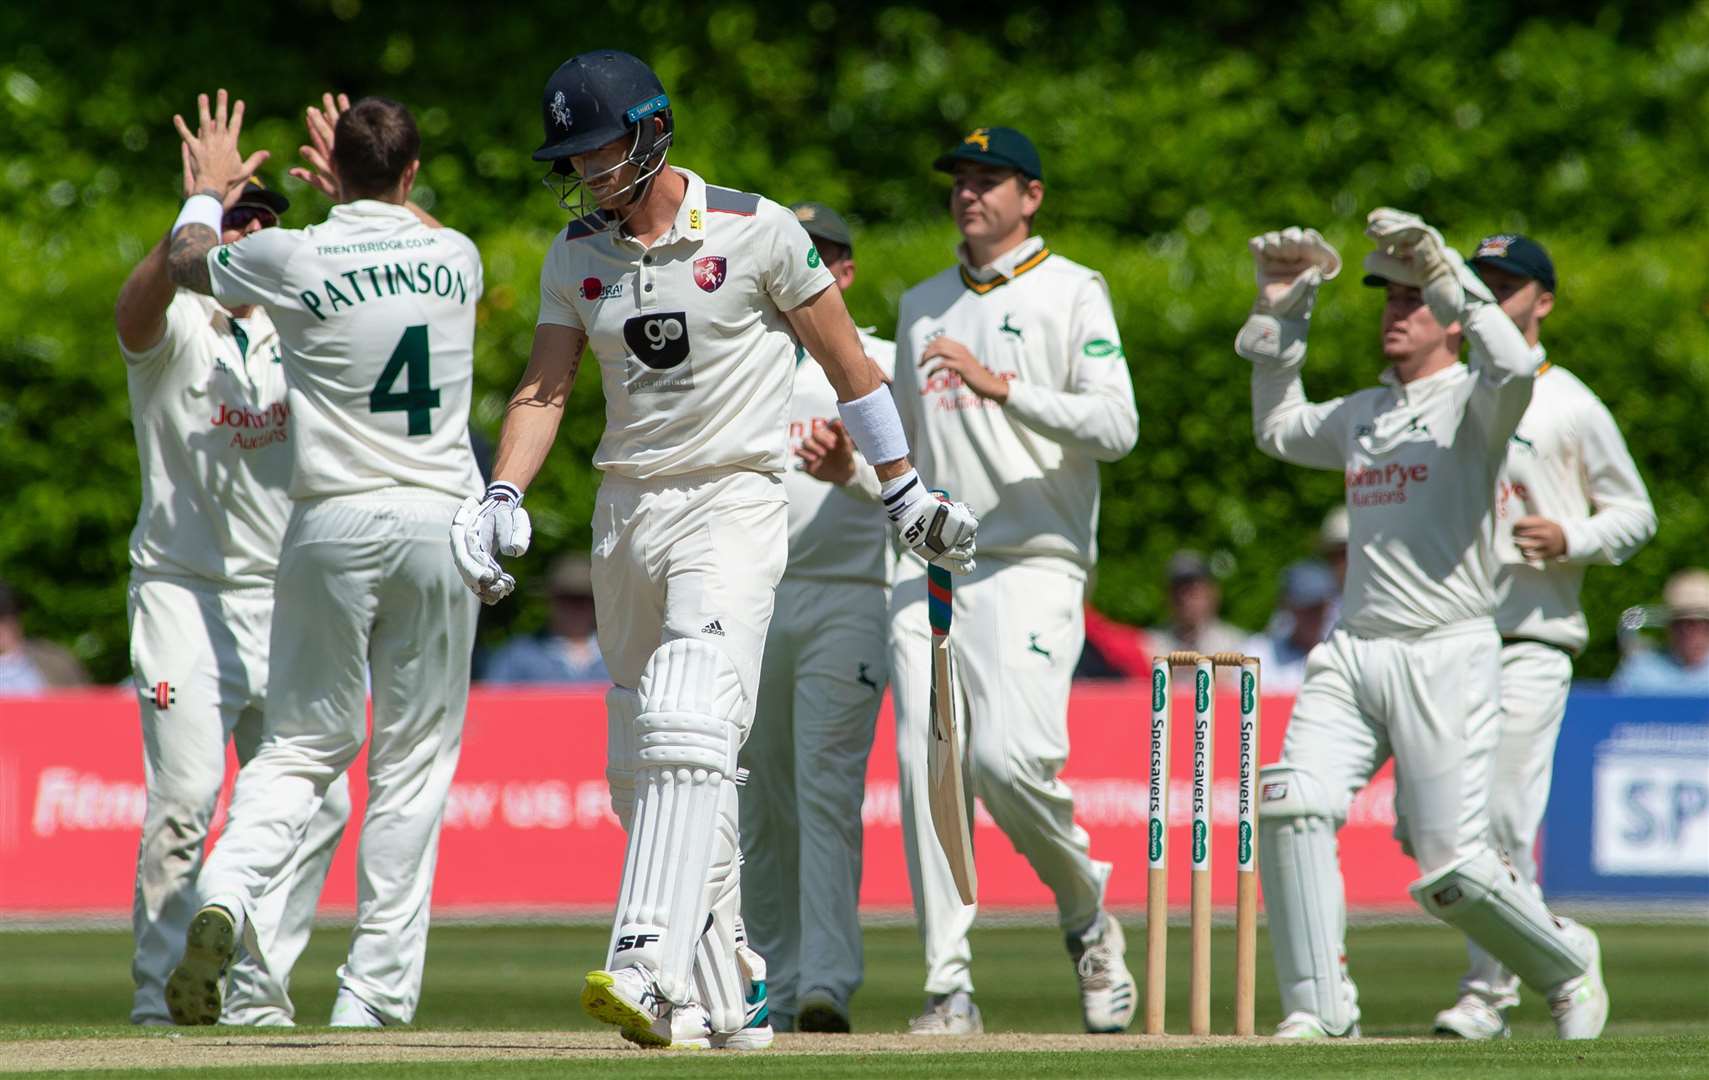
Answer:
[
  {"left": 1363, "top": 207, "right": 1495, "bottom": 328},
  {"left": 881, "top": 470, "right": 978, "bottom": 574},
  {"left": 1235, "top": 226, "right": 1341, "bottom": 366},
  {"left": 449, "top": 481, "right": 532, "bottom": 605}
]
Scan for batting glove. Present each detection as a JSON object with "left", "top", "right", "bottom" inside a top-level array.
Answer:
[
  {"left": 1236, "top": 226, "right": 1340, "bottom": 366},
  {"left": 881, "top": 470, "right": 978, "bottom": 574},
  {"left": 449, "top": 481, "right": 532, "bottom": 605}
]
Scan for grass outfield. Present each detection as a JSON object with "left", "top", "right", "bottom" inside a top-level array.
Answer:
[{"left": 0, "top": 922, "right": 1704, "bottom": 1077}]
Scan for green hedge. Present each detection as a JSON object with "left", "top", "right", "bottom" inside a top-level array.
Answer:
[{"left": 2, "top": 2, "right": 1706, "bottom": 680}]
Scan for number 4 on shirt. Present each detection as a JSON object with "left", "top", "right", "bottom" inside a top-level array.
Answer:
[{"left": 370, "top": 324, "right": 440, "bottom": 436}]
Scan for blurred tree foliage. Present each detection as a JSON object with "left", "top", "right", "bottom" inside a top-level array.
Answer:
[{"left": 2, "top": 0, "right": 1705, "bottom": 682}]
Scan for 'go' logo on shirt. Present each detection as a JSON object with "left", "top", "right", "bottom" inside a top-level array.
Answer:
[{"left": 623, "top": 312, "right": 691, "bottom": 370}]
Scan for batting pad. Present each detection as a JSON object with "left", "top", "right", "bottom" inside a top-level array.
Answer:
[
  {"left": 604, "top": 686, "right": 643, "bottom": 832},
  {"left": 1258, "top": 763, "right": 1357, "bottom": 1034},
  {"left": 611, "top": 640, "right": 747, "bottom": 1005},
  {"left": 693, "top": 781, "right": 746, "bottom": 1034},
  {"left": 1410, "top": 849, "right": 1589, "bottom": 993}
]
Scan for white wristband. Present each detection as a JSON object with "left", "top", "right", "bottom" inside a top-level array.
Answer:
[
  {"left": 172, "top": 194, "right": 224, "bottom": 238},
  {"left": 836, "top": 384, "right": 909, "bottom": 466}
]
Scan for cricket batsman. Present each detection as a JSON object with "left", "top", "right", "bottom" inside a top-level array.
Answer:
[
  {"left": 163, "top": 91, "right": 484, "bottom": 1027},
  {"left": 1239, "top": 213, "right": 1608, "bottom": 1039},
  {"left": 738, "top": 201, "right": 896, "bottom": 1034},
  {"left": 889, "top": 127, "right": 1140, "bottom": 1036},
  {"left": 115, "top": 110, "right": 349, "bottom": 1025},
  {"left": 1424, "top": 235, "right": 1654, "bottom": 1039},
  {"left": 450, "top": 51, "right": 978, "bottom": 1050}
]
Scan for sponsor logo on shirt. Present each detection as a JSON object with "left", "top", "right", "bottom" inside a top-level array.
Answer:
[
  {"left": 211, "top": 401, "right": 290, "bottom": 450},
  {"left": 806, "top": 246, "right": 821, "bottom": 269},
  {"left": 1344, "top": 461, "right": 1429, "bottom": 506},
  {"left": 920, "top": 368, "right": 1017, "bottom": 411},
  {"left": 581, "top": 276, "right": 623, "bottom": 301},
  {"left": 693, "top": 256, "right": 728, "bottom": 293},
  {"left": 1083, "top": 338, "right": 1124, "bottom": 358}
]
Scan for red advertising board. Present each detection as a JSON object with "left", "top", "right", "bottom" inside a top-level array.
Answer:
[{"left": 0, "top": 685, "right": 1413, "bottom": 916}]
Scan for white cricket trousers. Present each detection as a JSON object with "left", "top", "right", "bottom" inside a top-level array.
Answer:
[
  {"left": 740, "top": 575, "right": 888, "bottom": 1017},
  {"left": 592, "top": 468, "right": 787, "bottom": 1001},
  {"left": 198, "top": 490, "right": 477, "bottom": 1024},
  {"left": 891, "top": 554, "right": 1111, "bottom": 994},
  {"left": 1459, "top": 640, "right": 1573, "bottom": 1008},
  {"left": 1273, "top": 618, "right": 1509, "bottom": 1021},
  {"left": 128, "top": 576, "right": 350, "bottom": 1025}
]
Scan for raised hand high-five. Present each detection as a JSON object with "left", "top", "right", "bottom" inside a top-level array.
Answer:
[
  {"left": 172, "top": 89, "right": 270, "bottom": 209},
  {"left": 289, "top": 91, "right": 351, "bottom": 200}
]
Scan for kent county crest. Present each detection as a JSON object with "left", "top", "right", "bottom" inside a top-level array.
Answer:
[
  {"left": 550, "top": 91, "right": 572, "bottom": 130},
  {"left": 693, "top": 256, "right": 728, "bottom": 293}
]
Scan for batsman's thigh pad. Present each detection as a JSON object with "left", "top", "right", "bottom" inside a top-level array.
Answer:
[
  {"left": 1410, "top": 849, "right": 1589, "bottom": 993},
  {"left": 614, "top": 640, "right": 747, "bottom": 1003},
  {"left": 606, "top": 687, "right": 642, "bottom": 830},
  {"left": 1259, "top": 763, "right": 1356, "bottom": 1033}
]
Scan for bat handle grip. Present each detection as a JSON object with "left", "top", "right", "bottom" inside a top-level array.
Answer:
[{"left": 927, "top": 563, "right": 953, "bottom": 635}]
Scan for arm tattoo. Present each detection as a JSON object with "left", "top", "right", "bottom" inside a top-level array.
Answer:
[{"left": 168, "top": 223, "right": 218, "bottom": 296}]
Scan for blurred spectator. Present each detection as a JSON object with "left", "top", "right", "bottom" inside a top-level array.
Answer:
[
  {"left": 1077, "top": 604, "right": 1151, "bottom": 679},
  {"left": 1243, "top": 561, "right": 1338, "bottom": 694},
  {"left": 1611, "top": 569, "right": 1709, "bottom": 694},
  {"left": 1146, "top": 551, "right": 1246, "bottom": 658},
  {"left": 483, "top": 555, "right": 608, "bottom": 685},
  {"left": 0, "top": 581, "right": 89, "bottom": 694}
]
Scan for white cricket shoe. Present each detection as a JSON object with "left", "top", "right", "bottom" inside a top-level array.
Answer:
[
  {"left": 1548, "top": 924, "right": 1608, "bottom": 1040},
  {"left": 617, "top": 961, "right": 774, "bottom": 1050},
  {"left": 330, "top": 986, "right": 387, "bottom": 1028},
  {"left": 1274, "top": 1011, "right": 1360, "bottom": 1039},
  {"left": 165, "top": 905, "right": 237, "bottom": 1026},
  {"left": 1072, "top": 914, "right": 1137, "bottom": 1033},
  {"left": 583, "top": 966, "right": 672, "bottom": 1047},
  {"left": 1433, "top": 993, "right": 1510, "bottom": 1040},
  {"left": 797, "top": 988, "right": 851, "bottom": 1033},
  {"left": 908, "top": 991, "right": 983, "bottom": 1036}
]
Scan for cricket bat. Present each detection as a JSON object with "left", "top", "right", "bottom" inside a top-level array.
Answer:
[{"left": 926, "top": 563, "right": 977, "bottom": 905}]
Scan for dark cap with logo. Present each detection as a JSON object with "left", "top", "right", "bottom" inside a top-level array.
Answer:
[
  {"left": 1469, "top": 234, "right": 1556, "bottom": 292},
  {"left": 933, "top": 126, "right": 1043, "bottom": 182},
  {"left": 234, "top": 178, "right": 289, "bottom": 216},
  {"left": 790, "top": 202, "right": 853, "bottom": 253}
]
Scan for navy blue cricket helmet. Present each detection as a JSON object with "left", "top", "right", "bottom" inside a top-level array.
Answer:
[{"left": 534, "top": 50, "right": 673, "bottom": 219}]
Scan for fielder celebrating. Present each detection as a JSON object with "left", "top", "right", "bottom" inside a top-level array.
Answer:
[
  {"left": 162, "top": 91, "right": 483, "bottom": 1027},
  {"left": 1427, "top": 235, "right": 1655, "bottom": 1039},
  {"left": 1239, "top": 213, "right": 1607, "bottom": 1039},
  {"left": 116, "top": 134, "right": 350, "bottom": 1026},
  {"left": 889, "top": 128, "right": 1139, "bottom": 1035},
  {"left": 449, "top": 52, "right": 977, "bottom": 1050},
  {"left": 739, "top": 202, "right": 895, "bottom": 1034}
]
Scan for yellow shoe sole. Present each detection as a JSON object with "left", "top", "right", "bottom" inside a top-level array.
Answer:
[
  {"left": 165, "top": 907, "right": 236, "bottom": 1026},
  {"left": 582, "top": 970, "right": 669, "bottom": 1048}
]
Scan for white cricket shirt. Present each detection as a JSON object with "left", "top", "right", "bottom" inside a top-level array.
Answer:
[
  {"left": 205, "top": 200, "right": 484, "bottom": 500},
  {"left": 891, "top": 237, "right": 1138, "bottom": 572},
  {"left": 537, "top": 168, "right": 835, "bottom": 479},
  {"left": 1493, "top": 347, "right": 1656, "bottom": 652},
  {"left": 783, "top": 328, "right": 895, "bottom": 584},
  {"left": 1251, "top": 303, "right": 1539, "bottom": 638},
  {"left": 121, "top": 292, "right": 291, "bottom": 588}
]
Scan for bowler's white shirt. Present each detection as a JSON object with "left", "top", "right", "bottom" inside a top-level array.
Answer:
[{"left": 206, "top": 200, "right": 484, "bottom": 501}]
